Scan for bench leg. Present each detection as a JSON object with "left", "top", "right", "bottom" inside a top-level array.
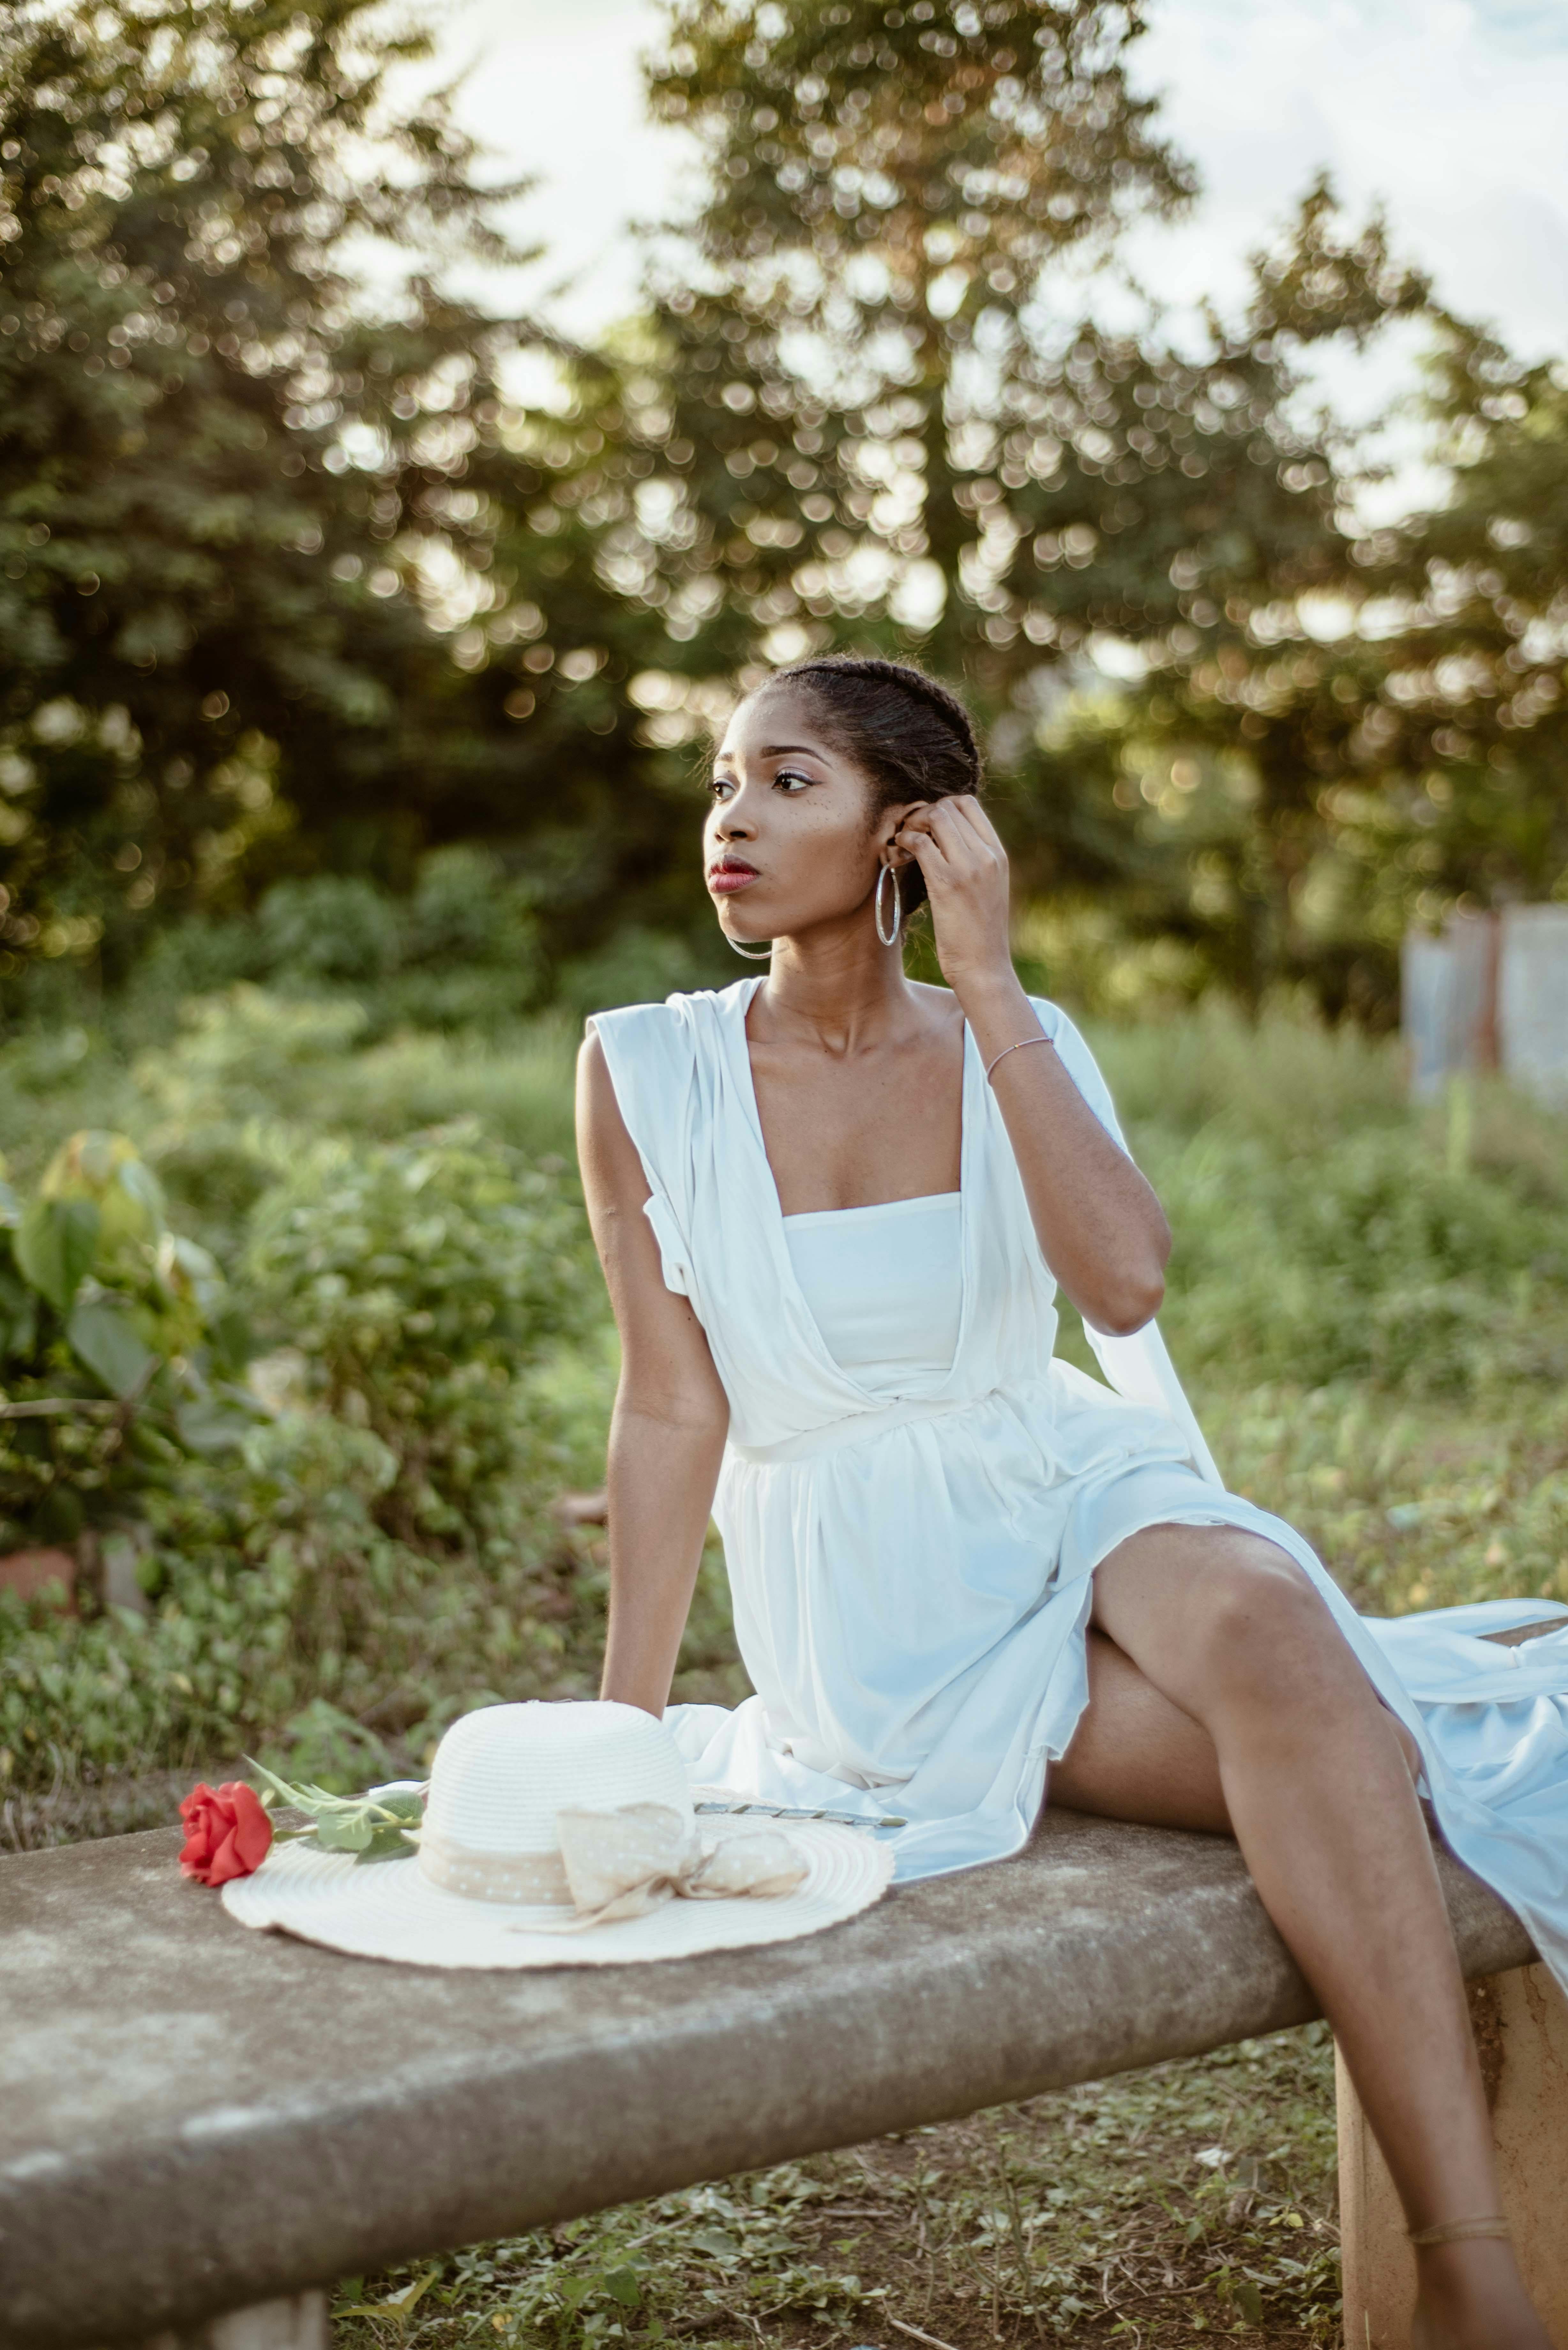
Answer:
[
  {"left": 139, "top": 2293, "right": 329, "bottom": 2350},
  {"left": 1337, "top": 1962, "right": 1568, "bottom": 2348}
]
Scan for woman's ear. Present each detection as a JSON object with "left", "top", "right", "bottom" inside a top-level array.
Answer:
[{"left": 883, "top": 799, "right": 929, "bottom": 866}]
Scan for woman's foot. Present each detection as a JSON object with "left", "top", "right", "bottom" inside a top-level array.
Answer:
[{"left": 1410, "top": 2240, "right": 1552, "bottom": 2350}]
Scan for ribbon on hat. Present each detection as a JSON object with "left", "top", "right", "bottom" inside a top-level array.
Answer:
[
  {"left": 550, "top": 1801, "right": 807, "bottom": 1929},
  {"left": 416, "top": 1802, "right": 807, "bottom": 1929}
]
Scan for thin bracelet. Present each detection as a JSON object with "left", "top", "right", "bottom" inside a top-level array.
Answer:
[
  {"left": 984, "top": 1033, "right": 1054, "bottom": 1085},
  {"left": 1407, "top": 2216, "right": 1510, "bottom": 2247}
]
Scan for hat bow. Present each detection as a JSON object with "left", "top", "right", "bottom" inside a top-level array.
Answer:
[{"left": 554, "top": 1801, "right": 807, "bottom": 1926}]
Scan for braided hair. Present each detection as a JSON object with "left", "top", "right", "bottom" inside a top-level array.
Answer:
[{"left": 761, "top": 655, "right": 984, "bottom": 913}]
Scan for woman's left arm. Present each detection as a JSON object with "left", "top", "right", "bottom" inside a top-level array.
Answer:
[{"left": 892, "top": 796, "right": 1170, "bottom": 1336}]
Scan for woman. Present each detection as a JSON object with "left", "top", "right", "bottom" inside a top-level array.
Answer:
[{"left": 577, "top": 655, "right": 1568, "bottom": 2350}]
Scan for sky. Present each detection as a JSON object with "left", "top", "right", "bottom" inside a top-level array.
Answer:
[{"left": 424, "top": 0, "right": 1568, "bottom": 376}]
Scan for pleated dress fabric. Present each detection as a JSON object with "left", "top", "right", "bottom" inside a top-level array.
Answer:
[{"left": 589, "top": 981, "right": 1568, "bottom": 1989}]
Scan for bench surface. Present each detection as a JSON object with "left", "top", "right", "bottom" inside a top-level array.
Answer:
[{"left": 0, "top": 1812, "right": 1534, "bottom": 2350}]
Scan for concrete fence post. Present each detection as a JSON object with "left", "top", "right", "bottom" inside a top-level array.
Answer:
[
  {"left": 1337, "top": 1963, "right": 1568, "bottom": 2348},
  {"left": 134, "top": 2294, "right": 329, "bottom": 2350}
]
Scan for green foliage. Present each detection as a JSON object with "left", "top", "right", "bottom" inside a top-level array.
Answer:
[
  {"left": 118, "top": 970, "right": 582, "bottom": 1259},
  {"left": 0, "top": 0, "right": 668, "bottom": 1004},
  {"left": 333, "top": 2025, "right": 1343, "bottom": 2347},
  {"left": 637, "top": 14, "right": 1441, "bottom": 1009},
  {"left": 643, "top": 0, "right": 1195, "bottom": 678},
  {"left": 243, "top": 1122, "right": 588, "bottom": 1541},
  {"left": 0, "top": 1127, "right": 254, "bottom": 1552},
  {"left": 4, "top": 0, "right": 1564, "bottom": 1022},
  {"left": 1088, "top": 1006, "right": 1568, "bottom": 1396},
  {"left": 248, "top": 1760, "right": 425, "bottom": 1862},
  {"left": 0, "top": 1004, "right": 619, "bottom": 1794},
  {"left": 0, "top": 1224, "right": 615, "bottom": 1794},
  {"left": 1346, "top": 322, "right": 1568, "bottom": 925},
  {"left": 134, "top": 849, "right": 546, "bottom": 1035},
  {"left": 256, "top": 877, "right": 401, "bottom": 988}
]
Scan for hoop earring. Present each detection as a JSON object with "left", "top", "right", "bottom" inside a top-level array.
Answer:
[
  {"left": 875, "top": 862, "right": 902, "bottom": 949},
  {"left": 726, "top": 933, "right": 773, "bottom": 961}
]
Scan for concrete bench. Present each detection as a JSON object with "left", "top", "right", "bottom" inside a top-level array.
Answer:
[{"left": 3, "top": 1809, "right": 1565, "bottom": 2350}]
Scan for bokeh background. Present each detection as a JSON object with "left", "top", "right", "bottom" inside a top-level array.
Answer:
[
  {"left": 2, "top": 11, "right": 1566, "bottom": 2338},
  {"left": 4, "top": 0, "right": 1568, "bottom": 1025}
]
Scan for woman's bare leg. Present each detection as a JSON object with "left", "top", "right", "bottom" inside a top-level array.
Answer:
[
  {"left": 1075, "top": 1524, "right": 1547, "bottom": 2350},
  {"left": 1056, "top": 1626, "right": 1423, "bottom": 1835},
  {"left": 1054, "top": 1628, "right": 1232, "bottom": 1832}
]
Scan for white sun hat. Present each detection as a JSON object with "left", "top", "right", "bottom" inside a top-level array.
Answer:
[{"left": 222, "top": 1700, "right": 894, "bottom": 1968}]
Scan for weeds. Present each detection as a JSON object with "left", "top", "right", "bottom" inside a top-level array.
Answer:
[{"left": 331, "top": 2026, "right": 1342, "bottom": 2348}]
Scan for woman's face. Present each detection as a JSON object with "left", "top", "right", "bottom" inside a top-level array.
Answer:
[{"left": 705, "top": 683, "right": 902, "bottom": 946}]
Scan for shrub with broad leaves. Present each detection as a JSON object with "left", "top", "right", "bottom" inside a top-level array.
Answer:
[
  {"left": 243, "top": 1120, "right": 589, "bottom": 1544},
  {"left": 0, "top": 1130, "right": 256, "bottom": 1562}
]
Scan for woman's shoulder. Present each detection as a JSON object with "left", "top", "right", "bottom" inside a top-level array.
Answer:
[
  {"left": 584, "top": 984, "right": 753, "bottom": 1178},
  {"left": 585, "top": 980, "right": 753, "bottom": 1072}
]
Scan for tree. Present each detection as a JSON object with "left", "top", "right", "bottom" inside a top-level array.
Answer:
[
  {"left": 1092, "top": 295, "right": 1568, "bottom": 1017},
  {"left": 633, "top": 8, "right": 1432, "bottom": 1007},
  {"left": 1020, "top": 184, "right": 1433, "bottom": 1014},
  {"left": 0, "top": 0, "right": 662, "bottom": 1005},
  {"left": 1364, "top": 325, "right": 1568, "bottom": 923},
  {"left": 637, "top": 0, "right": 1195, "bottom": 676}
]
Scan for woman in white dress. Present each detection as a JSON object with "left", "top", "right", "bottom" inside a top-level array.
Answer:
[{"left": 577, "top": 655, "right": 1565, "bottom": 2350}]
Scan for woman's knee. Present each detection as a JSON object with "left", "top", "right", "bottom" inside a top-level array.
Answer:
[{"left": 1185, "top": 1536, "right": 1348, "bottom": 1699}]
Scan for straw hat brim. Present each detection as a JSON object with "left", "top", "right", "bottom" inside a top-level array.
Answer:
[{"left": 221, "top": 1814, "right": 894, "bottom": 1968}]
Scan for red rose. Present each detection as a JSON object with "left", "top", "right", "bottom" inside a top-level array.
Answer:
[{"left": 179, "top": 1780, "right": 273, "bottom": 1885}]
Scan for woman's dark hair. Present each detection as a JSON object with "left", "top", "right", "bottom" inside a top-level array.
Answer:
[{"left": 763, "top": 655, "right": 984, "bottom": 913}]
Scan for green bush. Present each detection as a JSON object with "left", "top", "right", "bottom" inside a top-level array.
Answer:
[
  {"left": 243, "top": 1121, "right": 590, "bottom": 1541},
  {"left": 0, "top": 1115, "right": 613, "bottom": 1793},
  {"left": 1152, "top": 1127, "right": 1562, "bottom": 1393},
  {"left": 136, "top": 987, "right": 580, "bottom": 1207},
  {"left": 129, "top": 850, "right": 545, "bottom": 1040},
  {"left": 256, "top": 877, "right": 401, "bottom": 988},
  {"left": 0, "top": 1130, "right": 255, "bottom": 1555}
]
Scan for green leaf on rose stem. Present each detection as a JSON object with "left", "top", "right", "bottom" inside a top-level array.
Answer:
[
  {"left": 248, "top": 1762, "right": 355, "bottom": 1816},
  {"left": 313, "top": 1807, "right": 375, "bottom": 1852},
  {"left": 246, "top": 1760, "right": 313, "bottom": 1812},
  {"left": 603, "top": 2267, "right": 641, "bottom": 2307},
  {"left": 245, "top": 1763, "right": 425, "bottom": 1857},
  {"left": 376, "top": 1789, "right": 426, "bottom": 1822},
  {"left": 352, "top": 1823, "right": 420, "bottom": 1864}
]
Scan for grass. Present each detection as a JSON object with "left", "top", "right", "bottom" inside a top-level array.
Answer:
[{"left": 330, "top": 2026, "right": 1341, "bottom": 2349}]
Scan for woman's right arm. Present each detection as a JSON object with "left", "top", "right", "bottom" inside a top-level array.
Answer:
[{"left": 576, "top": 1032, "right": 731, "bottom": 1717}]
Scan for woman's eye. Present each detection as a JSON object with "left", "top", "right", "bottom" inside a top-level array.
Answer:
[
  {"left": 774, "top": 768, "right": 813, "bottom": 794},
  {"left": 708, "top": 776, "right": 735, "bottom": 800}
]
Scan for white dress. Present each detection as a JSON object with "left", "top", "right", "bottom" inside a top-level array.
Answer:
[{"left": 590, "top": 980, "right": 1568, "bottom": 1989}]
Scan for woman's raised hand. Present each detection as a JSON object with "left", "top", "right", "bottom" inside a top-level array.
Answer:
[{"left": 891, "top": 796, "right": 1014, "bottom": 997}]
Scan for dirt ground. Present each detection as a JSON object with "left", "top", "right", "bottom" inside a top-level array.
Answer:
[{"left": 333, "top": 2025, "right": 1342, "bottom": 2348}]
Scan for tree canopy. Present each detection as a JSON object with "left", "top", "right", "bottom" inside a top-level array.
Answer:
[{"left": 2, "top": 0, "right": 1564, "bottom": 1022}]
